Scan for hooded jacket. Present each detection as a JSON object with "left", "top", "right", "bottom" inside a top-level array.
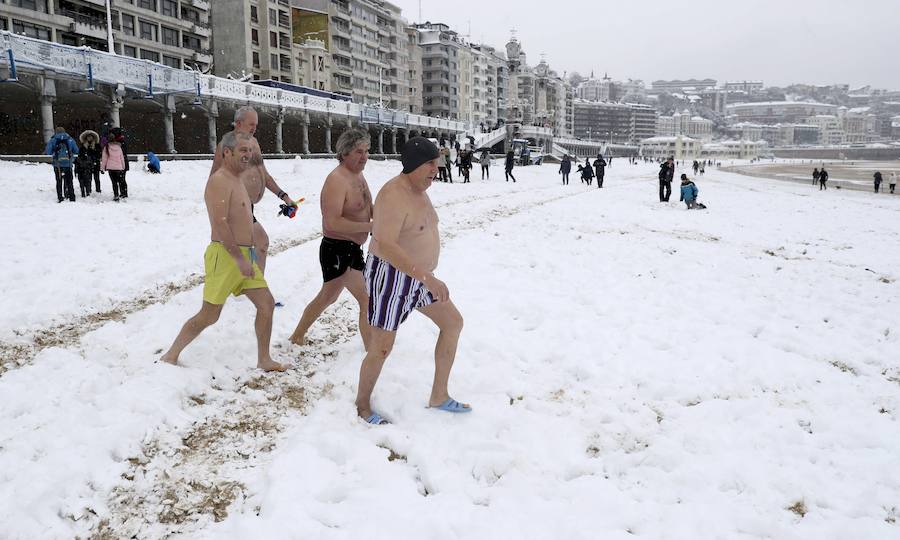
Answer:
[
  {"left": 45, "top": 133, "right": 79, "bottom": 169},
  {"left": 659, "top": 162, "right": 674, "bottom": 182},
  {"left": 680, "top": 180, "right": 698, "bottom": 202}
]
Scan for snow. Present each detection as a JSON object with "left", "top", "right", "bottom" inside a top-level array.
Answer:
[{"left": 1, "top": 157, "right": 899, "bottom": 539}]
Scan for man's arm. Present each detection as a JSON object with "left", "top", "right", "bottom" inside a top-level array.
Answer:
[
  {"left": 207, "top": 176, "right": 253, "bottom": 276},
  {"left": 322, "top": 176, "right": 371, "bottom": 234},
  {"left": 372, "top": 189, "right": 448, "bottom": 300}
]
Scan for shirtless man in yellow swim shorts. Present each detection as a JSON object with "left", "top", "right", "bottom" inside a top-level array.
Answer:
[
  {"left": 160, "top": 131, "right": 286, "bottom": 372},
  {"left": 209, "top": 106, "right": 295, "bottom": 273}
]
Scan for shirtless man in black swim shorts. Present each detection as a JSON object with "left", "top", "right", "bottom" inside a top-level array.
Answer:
[
  {"left": 289, "top": 129, "right": 373, "bottom": 350},
  {"left": 209, "top": 106, "right": 296, "bottom": 273}
]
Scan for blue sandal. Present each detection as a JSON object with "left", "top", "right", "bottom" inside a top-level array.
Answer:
[
  {"left": 364, "top": 412, "right": 390, "bottom": 425},
  {"left": 431, "top": 398, "right": 472, "bottom": 413}
]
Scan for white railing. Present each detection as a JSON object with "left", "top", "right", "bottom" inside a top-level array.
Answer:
[{"left": 0, "top": 31, "right": 465, "bottom": 132}]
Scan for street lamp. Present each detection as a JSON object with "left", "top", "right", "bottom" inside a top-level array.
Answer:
[{"left": 104, "top": 0, "right": 115, "bottom": 53}]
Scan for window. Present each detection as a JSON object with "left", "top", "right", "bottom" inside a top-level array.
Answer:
[
  {"left": 121, "top": 14, "right": 135, "bottom": 36},
  {"left": 162, "top": 55, "right": 180, "bottom": 68},
  {"left": 11, "top": 19, "right": 51, "bottom": 40},
  {"left": 268, "top": 8, "right": 277, "bottom": 25},
  {"left": 161, "top": 0, "right": 178, "bottom": 17},
  {"left": 137, "top": 0, "right": 157, "bottom": 11},
  {"left": 269, "top": 31, "right": 277, "bottom": 47},
  {"left": 140, "top": 49, "right": 160, "bottom": 62},
  {"left": 180, "top": 6, "right": 199, "bottom": 23},
  {"left": 182, "top": 33, "right": 201, "bottom": 51},
  {"left": 123, "top": 45, "right": 137, "bottom": 58},
  {"left": 161, "top": 26, "right": 178, "bottom": 46},
  {"left": 251, "top": 29, "right": 259, "bottom": 45},
  {"left": 10, "top": 0, "right": 49, "bottom": 13},
  {"left": 139, "top": 20, "right": 158, "bottom": 41},
  {"left": 250, "top": 5, "right": 258, "bottom": 23},
  {"left": 0, "top": 18, "right": 7, "bottom": 31},
  {"left": 252, "top": 52, "right": 260, "bottom": 68},
  {"left": 279, "top": 54, "right": 290, "bottom": 71},
  {"left": 270, "top": 53, "right": 278, "bottom": 69}
]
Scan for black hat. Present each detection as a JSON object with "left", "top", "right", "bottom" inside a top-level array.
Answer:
[{"left": 401, "top": 137, "right": 440, "bottom": 174}]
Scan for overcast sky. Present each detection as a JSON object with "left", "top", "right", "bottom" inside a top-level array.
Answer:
[{"left": 389, "top": 0, "right": 899, "bottom": 90}]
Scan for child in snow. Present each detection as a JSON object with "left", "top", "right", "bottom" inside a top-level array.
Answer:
[{"left": 680, "top": 174, "right": 705, "bottom": 209}]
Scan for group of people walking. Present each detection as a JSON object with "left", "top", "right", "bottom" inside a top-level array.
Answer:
[
  {"left": 873, "top": 171, "right": 897, "bottom": 194},
  {"left": 45, "top": 126, "right": 132, "bottom": 202},
  {"left": 557, "top": 154, "right": 607, "bottom": 188},
  {"left": 813, "top": 166, "right": 897, "bottom": 194},
  {"left": 159, "top": 107, "right": 470, "bottom": 426}
]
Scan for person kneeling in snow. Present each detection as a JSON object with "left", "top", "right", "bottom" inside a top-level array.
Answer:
[{"left": 680, "top": 174, "right": 706, "bottom": 209}]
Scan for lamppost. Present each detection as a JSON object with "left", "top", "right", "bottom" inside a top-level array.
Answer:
[{"left": 104, "top": 0, "right": 115, "bottom": 53}]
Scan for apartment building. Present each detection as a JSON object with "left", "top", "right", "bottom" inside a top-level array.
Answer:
[
  {"left": 457, "top": 44, "right": 473, "bottom": 125},
  {"left": 651, "top": 78, "right": 717, "bottom": 94},
  {"left": 657, "top": 110, "right": 714, "bottom": 141},
  {"left": 471, "top": 43, "right": 507, "bottom": 128},
  {"left": 573, "top": 99, "right": 656, "bottom": 145},
  {"left": 404, "top": 24, "right": 421, "bottom": 114},
  {"left": 1, "top": 0, "right": 211, "bottom": 70},
  {"left": 213, "top": 0, "right": 294, "bottom": 82},
  {"left": 726, "top": 101, "right": 838, "bottom": 124},
  {"left": 414, "top": 21, "right": 463, "bottom": 119}
]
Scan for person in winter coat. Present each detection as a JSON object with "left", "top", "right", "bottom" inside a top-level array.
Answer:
[
  {"left": 593, "top": 155, "right": 607, "bottom": 188},
  {"left": 658, "top": 157, "right": 674, "bottom": 201},
  {"left": 77, "top": 130, "right": 102, "bottom": 195},
  {"left": 679, "top": 173, "right": 701, "bottom": 209},
  {"left": 890, "top": 172, "right": 897, "bottom": 194},
  {"left": 812, "top": 168, "right": 820, "bottom": 186},
  {"left": 147, "top": 151, "right": 161, "bottom": 174},
  {"left": 45, "top": 127, "right": 80, "bottom": 203},
  {"left": 480, "top": 150, "right": 491, "bottom": 180},
  {"left": 437, "top": 147, "right": 448, "bottom": 182},
  {"left": 102, "top": 129, "right": 129, "bottom": 201},
  {"left": 819, "top": 167, "right": 828, "bottom": 190},
  {"left": 459, "top": 149, "right": 472, "bottom": 183},
  {"left": 505, "top": 150, "right": 517, "bottom": 182},
  {"left": 444, "top": 147, "right": 454, "bottom": 182},
  {"left": 559, "top": 154, "right": 571, "bottom": 185},
  {"left": 581, "top": 158, "right": 594, "bottom": 186},
  {"left": 874, "top": 171, "right": 883, "bottom": 193}
]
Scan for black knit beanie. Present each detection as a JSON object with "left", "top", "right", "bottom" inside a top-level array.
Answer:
[{"left": 401, "top": 137, "right": 440, "bottom": 174}]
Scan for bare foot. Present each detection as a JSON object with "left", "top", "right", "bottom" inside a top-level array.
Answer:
[
  {"left": 159, "top": 351, "right": 178, "bottom": 365},
  {"left": 288, "top": 331, "right": 307, "bottom": 346},
  {"left": 257, "top": 357, "right": 287, "bottom": 372}
]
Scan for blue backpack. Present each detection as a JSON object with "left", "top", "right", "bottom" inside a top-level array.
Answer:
[{"left": 54, "top": 137, "right": 73, "bottom": 168}]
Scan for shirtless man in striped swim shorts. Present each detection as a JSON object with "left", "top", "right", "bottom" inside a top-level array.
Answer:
[{"left": 355, "top": 137, "right": 471, "bottom": 425}]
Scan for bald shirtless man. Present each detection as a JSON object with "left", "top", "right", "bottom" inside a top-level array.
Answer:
[
  {"left": 289, "top": 129, "right": 373, "bottom": 349},
  {"left": 159, "top": 131, "right": 286, "bottom": 372},
  {"left": 210, "top": 106, "right": 296, "bottom": 273},
  {"left": 356, "top": 137, "right": 470, "bottom": 425}
]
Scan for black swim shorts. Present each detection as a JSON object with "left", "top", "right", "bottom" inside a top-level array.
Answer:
[{"left": 319, "top": 237, "right": 365, "bottom": 282}]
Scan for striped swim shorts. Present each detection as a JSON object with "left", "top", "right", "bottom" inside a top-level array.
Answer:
[{"left": 364, "top": 253, "right": 435, "bottom": 332}]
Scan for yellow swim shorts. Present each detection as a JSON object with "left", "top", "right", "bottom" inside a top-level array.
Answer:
[{"left": 202, "top": 242, "right": 267, "bottom": 305}]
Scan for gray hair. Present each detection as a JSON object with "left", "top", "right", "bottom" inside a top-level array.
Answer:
[
  {"left": 221, "top": 131, "right": 251, "bottom": 152},
  {"left": 234, "top": 106, "right": 257, "bottom": 124},
  {"left": 335, "top": 128, "right": 371, "bottom": 162}
]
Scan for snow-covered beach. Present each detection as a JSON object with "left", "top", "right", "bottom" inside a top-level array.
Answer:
[{"left": 1, "top": 158, "right": 898, "bottom": 539}]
